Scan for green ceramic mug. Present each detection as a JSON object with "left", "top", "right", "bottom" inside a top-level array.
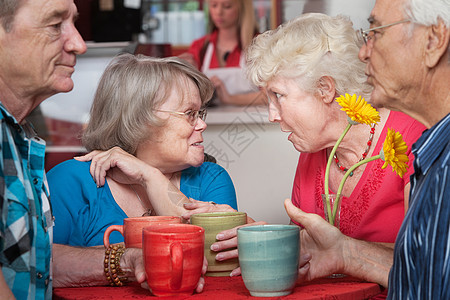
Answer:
[{"left": 191, "top": 211, "right": 247, "bottom": 276}]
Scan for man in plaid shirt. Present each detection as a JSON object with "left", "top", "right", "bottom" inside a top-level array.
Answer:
[{"left": 0, "top": 0, "right": 86, "bottom": 299}]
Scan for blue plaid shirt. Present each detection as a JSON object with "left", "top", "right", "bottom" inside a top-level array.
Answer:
[
  {"left": 0, "top": 103, "right": 53, "bottom": 300},
  {"left": 388, "top": 113, "right": 450, "bottom": 299}
]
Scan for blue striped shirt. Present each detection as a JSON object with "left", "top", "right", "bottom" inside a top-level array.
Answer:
[
  {"left": 388, "top": 113, "right": 450, "bottom": 299},
  {"left": 0, "top": 104, "right": 53, "bottom": 300}
]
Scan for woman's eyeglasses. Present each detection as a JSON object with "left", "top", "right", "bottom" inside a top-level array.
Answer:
[{"left": 154, "top": 108, "right": 207, "bottom": 126}]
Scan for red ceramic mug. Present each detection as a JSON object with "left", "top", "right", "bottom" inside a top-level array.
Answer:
[
  {"left": 143, "top": 223, "right": 205, "bottom": 296},
  {"left": 103, "top": 216, "right": 181, "bottom": 248}
]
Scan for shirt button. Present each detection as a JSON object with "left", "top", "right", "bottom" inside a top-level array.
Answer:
[
  {"left": 37, "top": 272, "right": 43, "bottom": 279},
  {"left": 33, "top": 178, "right": 38, "bottom": 185}
]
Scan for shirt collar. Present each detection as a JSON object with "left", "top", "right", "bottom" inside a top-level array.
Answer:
[
  {"left": 0, "top": 102, "right": 21, "bottom": 126},
  {"left": 412, "top": 113, "right": 450, "bottom": 175},
  {"left": 0, "top": 102, "right": 38, "bottom": 139}
]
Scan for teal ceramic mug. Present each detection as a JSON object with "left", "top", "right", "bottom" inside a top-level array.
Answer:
[{"left": 237, "top": 224, "right": 300, "bottom": 297}]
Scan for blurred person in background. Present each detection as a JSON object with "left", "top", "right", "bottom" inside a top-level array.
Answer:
[{"left": 179, "top": 0, "right": 265, "bottom": 106}]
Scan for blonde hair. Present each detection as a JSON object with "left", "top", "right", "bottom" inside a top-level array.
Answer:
[
  {"left": 239, "top": 0, "right": 257, "bottom": 50},
  {"left": 246, "top": 13, "right": 372, "bottom": 98},
  {"left": 82, "top": 53, "right": 214, "bottom": 154},
  {"left": 207, "top": 0, "right": 257, "bottom": 50}
]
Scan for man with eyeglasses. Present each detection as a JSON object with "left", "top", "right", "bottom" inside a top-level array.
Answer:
[{"left": 285, "top": 0, "right": 449, "bottom": 298}]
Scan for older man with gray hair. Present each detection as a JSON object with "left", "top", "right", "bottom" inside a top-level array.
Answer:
[
  {"left": 0, "top": 0, "right": 86, "bottom": 299},
  {"left": 286, "top": 0, "right": 449, "bottom": 298}
]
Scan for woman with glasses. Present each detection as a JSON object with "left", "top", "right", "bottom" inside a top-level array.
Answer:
[{"left": 47, "top": 53, "right": 237, "bottom": 250}]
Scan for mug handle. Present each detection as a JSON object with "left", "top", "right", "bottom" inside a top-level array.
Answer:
[
  {"left": 170, "top": 242, "right": 183, "bottom": 290},
  {"left": 103, "top": 225, "right": 123, "bottom": 248}
]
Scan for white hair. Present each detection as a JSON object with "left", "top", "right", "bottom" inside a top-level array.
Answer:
[
  {"left": 404, "top": 0, "right": 450, "bottom": 61},
  {"left": 404, "top": 0, "right": 450, "bottom": 27},
  {"left": 246, "top": 13, "right": 372, "bottom": 99}
]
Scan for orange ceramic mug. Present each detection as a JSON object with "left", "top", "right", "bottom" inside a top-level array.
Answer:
[
  {"left": 103, "top": 216, "right": 181, "bottom": 248},
  {"left": 143, "top": 223, "right": 205, "bottom": 297}
]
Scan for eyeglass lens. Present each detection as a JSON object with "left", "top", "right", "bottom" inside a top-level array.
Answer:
[
  {"left": 188, "top": 109, "right": 207, "bottom": 125},
  {"left": 359, "top": 29, "right": 370, "bottom": 44}
]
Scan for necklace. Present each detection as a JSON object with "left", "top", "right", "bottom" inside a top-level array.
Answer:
[
  {"left": 130, "top": 185, "right": 153, "bottom": 217},
  {"left": 333, "top": 124, "right": 376, "bottom": 177}
]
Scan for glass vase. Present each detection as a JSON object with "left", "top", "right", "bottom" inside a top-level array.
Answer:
[
  {"left": 321, "top": 194, "right": 342, "bottom": 229},
  {"left": 322, "top": 193, "right": 346, "bottom": 278}
]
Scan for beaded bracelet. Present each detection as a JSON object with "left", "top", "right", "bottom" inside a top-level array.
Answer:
[{"left": 104, "top": 244, "right": 128, "bottom": 286}]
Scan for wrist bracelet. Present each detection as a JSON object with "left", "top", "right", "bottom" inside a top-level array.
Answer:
[{"left": 104, "top": 244, "right": 128, "bottom": 286}]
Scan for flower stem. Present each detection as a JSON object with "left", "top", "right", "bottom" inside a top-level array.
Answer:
[
  {"left": 324, "top": 123, "right": 352, "bottom": 225},
  {"left": 332, "top": 155, "right": 381, "bottom": 219}
]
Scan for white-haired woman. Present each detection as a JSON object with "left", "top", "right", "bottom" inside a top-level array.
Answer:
[
  {"left": 246, "top": 13, "right": 425, "bottom": 244},
  {"left": 211, "top": 14, "right": 425, "bottom": 297},
  {"left": 179, "top": 0, "right": 265, "bottom": 106},
  {"left": 49, "top": 54, "right": 237, "bottom": 288}
]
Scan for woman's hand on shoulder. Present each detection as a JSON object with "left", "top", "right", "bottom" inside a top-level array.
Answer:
[{"left": 74, "top": 147, "right": 153, "bottom": 187}]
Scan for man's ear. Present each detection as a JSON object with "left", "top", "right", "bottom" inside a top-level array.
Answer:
[
  {"left": 317, "top": 76, "right": 336, "bottom": 104},
  {"left": 424, "top": 19, "right": 450, "bottom": 68}
]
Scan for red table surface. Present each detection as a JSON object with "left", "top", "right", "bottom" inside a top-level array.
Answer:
[{"left": 53, "top": 275, "right": 382, "bottom": 300}]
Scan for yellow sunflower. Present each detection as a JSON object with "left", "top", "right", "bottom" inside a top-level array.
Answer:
[
  {"left": 336, "top": 93, "right": 380, "bottom": 125},
  {"left": 381, "top": 128, "right": 409, "bottom": 177}
]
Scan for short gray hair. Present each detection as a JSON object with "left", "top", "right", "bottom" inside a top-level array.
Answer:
[
  {"left": 0, "top": 0, "right": 23, "bottom": 32},
  {"left": 246, "top": 13, "right": 372, "bottom": 99},
  {"left": 403, "top": 0, "right": 450, "bottom": 61},
  {"left": 404, "top": 0, "right": 450, "bottom": 28},
  {"left": 82, "top": 53, "right": 214, "bottom": 154}
]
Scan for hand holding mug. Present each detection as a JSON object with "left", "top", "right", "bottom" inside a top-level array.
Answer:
[
  {"left": 118, "top": 246, "right": 208, "bottom": 294},
  {"left": 210, "top": 220, "right": 267, "bottom": 276}
]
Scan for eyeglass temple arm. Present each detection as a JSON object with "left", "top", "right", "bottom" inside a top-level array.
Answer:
[{"left": 362, "top": 19, "right": 411, "bottom": 34}]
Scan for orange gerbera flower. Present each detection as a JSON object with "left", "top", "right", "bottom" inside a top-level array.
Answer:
[
  {"left": 336, "top": 93, "right": 380, "bottom": 125},
  {"left": 381, "top": 128, "right": 409, "bottom": 177}
]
